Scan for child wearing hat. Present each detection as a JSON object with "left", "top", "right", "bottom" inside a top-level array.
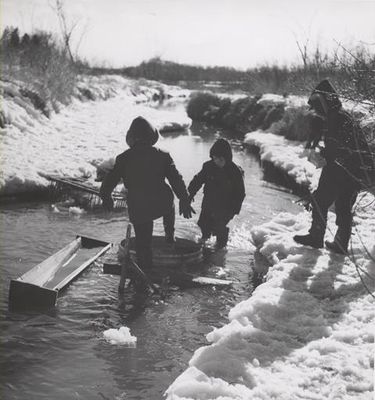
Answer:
[
  {"left": 100, "top": 116, "right": 194, "bottom": 272},
  {"left": 188, "top": 138, "right": 245, "bottom": 249}
]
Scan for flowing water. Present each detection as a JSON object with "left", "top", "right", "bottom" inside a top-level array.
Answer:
[{"left": 0, "top": 105, "right": 302, "bottom": 400}]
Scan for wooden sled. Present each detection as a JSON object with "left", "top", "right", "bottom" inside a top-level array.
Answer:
[
  {"left": 103, "top": 254, "right": 233, "bottom": 288},
  {"left": 9, "top": 236, "right": 112, "bottom": 310}
]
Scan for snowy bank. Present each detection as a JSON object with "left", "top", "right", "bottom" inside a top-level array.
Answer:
[
  {"left": 166, "top": 192, "right": 374, "bottom": 400},
  {"left": 244, "top": 131, "right": 322, "bottom": 192},
  {"left": 0, "top": 75, "right": 191, "bottom": 197}
]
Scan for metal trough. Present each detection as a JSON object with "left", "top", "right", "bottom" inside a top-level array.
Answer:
[{"left": 9, "top": 236, "right": 112, "bottom": 310}]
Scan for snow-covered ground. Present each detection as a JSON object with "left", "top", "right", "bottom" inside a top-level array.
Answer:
[
  {"left": 244, "top": 131, "right": 322, "bottom": 191},
  {"left": 0, "top": 75, "right": 191, "bottom": 196},
  {"left": 166, "top": 192, "right": 374, "bottom": 400}
]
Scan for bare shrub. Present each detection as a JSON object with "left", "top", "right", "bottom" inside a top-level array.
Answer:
[
  {"left": 187, "top": 92, "right": 223, "bottom": 121},
  {"left": 269, "top": 107, "right": 311, "bottom": 141},
  {"left": 1, "top": 27, "right": 77, "bottom": 113}
]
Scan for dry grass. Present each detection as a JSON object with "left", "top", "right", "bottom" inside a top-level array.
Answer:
[
  {"left": 1, "top": 29, "right": 78, "bottom": 114},
  {"left": 269, "top": 107, "right": 312, "bottom": 141}
]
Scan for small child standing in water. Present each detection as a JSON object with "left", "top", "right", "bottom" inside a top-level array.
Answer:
[{"left": 188, "top": 139, "right": 245, "bottom": 249}]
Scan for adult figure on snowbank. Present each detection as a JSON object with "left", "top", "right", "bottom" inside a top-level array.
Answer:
[
  {"left": 100, "top": 116, "right": 194, "bottom": 271},
  {"left": 294, "top": 79, "right": 373, "bottom": 254}
]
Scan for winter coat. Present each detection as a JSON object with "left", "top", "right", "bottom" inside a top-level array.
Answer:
[
  {"left": 188, "top": 139, "right": 245, "bottom": 218},
  {"left": 100, "top": 144, "right": 189, "bottom": 224},
  {"left": 188, "top": 160, "right": 245, "bottom": 218},
  {"left": 188, "top": 139, "right": 245, "bottom": 221},
  {"left": 324, "top": 109, "right": 370, "bottom": 174},
  {"left": 100, "top": 116, "right": 189, "bottom": 224},
  {"left": 308, "top": 79, "right": 374, "bottom": 185}
]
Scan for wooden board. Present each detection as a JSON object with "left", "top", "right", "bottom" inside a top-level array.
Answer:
[{"left": 102, "top": 255, "right": 233, "bottom": 288}]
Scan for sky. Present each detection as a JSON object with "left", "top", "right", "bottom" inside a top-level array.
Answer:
[{"left": 1, "top": 0, "right": 375, "bottom": 69}]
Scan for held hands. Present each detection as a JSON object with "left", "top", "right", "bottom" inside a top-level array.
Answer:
[{"left": 179, "top": 198, "right": 196, "bottom": 219}]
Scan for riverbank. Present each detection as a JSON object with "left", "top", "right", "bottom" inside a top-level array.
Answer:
[
  {"left": 165, "top": 98, "right": 374, "bottom": 399},
  {"left": 165, "top": 133, "right": 374, "bottom": 399},
  {"left": 166, "top": 191, "right": 374, "bottom": 399},
  {"left": 0, "top": 75, "right": 191, "bottom": 197},
  {"left": 244, "top": 130, "right": 321, "bottom": 192}
]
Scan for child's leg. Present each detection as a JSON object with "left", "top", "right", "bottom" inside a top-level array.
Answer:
[
  {"left": 133, "top": 220, "right": 154, "bottom": 270},
  {"left": 198, "top": 209, "right": 213, "bottom": 240},
  {"left": 213, "top": 214, "right": 233, "bottom": 248},
  {"left": 215, "top": 226, "right": 229, "bottom": 249},
  {"left": 163, "top": 203, "right": 175, "bottom": 243}
]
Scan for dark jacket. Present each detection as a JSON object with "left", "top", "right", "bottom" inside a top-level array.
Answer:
[
  {"left": 100, "top": 116, "right": 189, "bottom": 224},
  {"left": 308, "top": 79, "right": 374, "bottom": 183},
  {"left": 188, "top": 160, "right": 245, "bottom": 217},
  {"left": 100, "top": 145, "right": 189, "bottom": 224},
  {"left": 188, "top": 139, "right": 245, "bottom": 217}
]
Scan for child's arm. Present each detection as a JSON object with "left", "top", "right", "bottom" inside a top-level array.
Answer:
[
  {"left": 99, "top": 155, "right": 123, "bottom": 210},
  {"left": 187, "top": 165, "right": 206, "bottom": 201},
  {"left": 231, "top": 166, "right": 246, "bottom": 215},
  {"left": 164, "top": 153, "right": 189, "bottom": 201},
  {"left": 164, "top": 153, "right": 195, "bottom": 218}
]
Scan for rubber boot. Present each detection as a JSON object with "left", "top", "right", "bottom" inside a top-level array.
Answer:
[
  {"left": 325, "top": 227, "right": 351, "bottom": 255},
  {"left": 325, "top": 240, "right": 347, "bottom": 255},
  {"left": 293, "top": 234, "right": 323, "bottom": 248},
  {"left": 294, "top": 219, "right": 325, "bottom": 249},
  {"left": 216, "top": 227, "right": 229, "bottom": 249}
]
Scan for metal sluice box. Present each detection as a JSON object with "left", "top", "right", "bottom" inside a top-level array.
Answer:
[{"left": 9, "top": 236, "right": 112, "bottom": 310}]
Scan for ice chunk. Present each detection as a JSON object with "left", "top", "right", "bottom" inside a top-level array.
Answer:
[{"left": 103, "top": 326, "right": 137, "bottom": 346}]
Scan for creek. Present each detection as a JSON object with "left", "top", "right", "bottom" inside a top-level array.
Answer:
[{"left": 0, "top": 102, "right": 303, "bottom": 400}]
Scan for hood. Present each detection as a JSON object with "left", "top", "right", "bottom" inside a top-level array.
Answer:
[
  {"left": 210, "top": 139, "right": 233, "bottom": 162},
  {"left": 308, "top": 79, "right": 342, "bottom": 116},
  {"left": 126, "top": 116, "right": 159, "bottom": 148}
]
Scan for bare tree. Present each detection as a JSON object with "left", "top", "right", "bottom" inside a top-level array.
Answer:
[
  {"left": 295, "top": 36, "right": 310, "bottom": 69},
  {"left": 49, "top": 0, "right": 82, "bottom": 64},
  {"left": 333, "top": 40, "right": 375, "bottom": 109}
]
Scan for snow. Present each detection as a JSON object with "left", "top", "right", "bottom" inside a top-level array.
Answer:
[
  {"left": 244, "top": 131, "right": 322, "bottom": 191},
  {"left": 68, "top": 206, "right": 86, "bottom": 215},
  {"left": 166, "top": 193, "right": 374, "bottom": 400},
  {"left": 103, "top": 326, "right": 137, "bottom": 346},
  {"left": 257, "top": 94, "right": 309, "bottom": 109},
  {"left": 0, "top": 75, "right": 191, "bottom": 196}
]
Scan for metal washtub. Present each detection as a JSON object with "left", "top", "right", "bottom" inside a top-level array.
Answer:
[{"left": 118, "top": 236, "right": 203, "bottom": 267}]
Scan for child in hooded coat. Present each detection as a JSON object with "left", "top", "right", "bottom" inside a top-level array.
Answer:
[
  {"left": 100, "top": 116, "right": 193, "bottom": 272},
  {"left": 188, "top": 139, "right": 245, "bottom": 248}
]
